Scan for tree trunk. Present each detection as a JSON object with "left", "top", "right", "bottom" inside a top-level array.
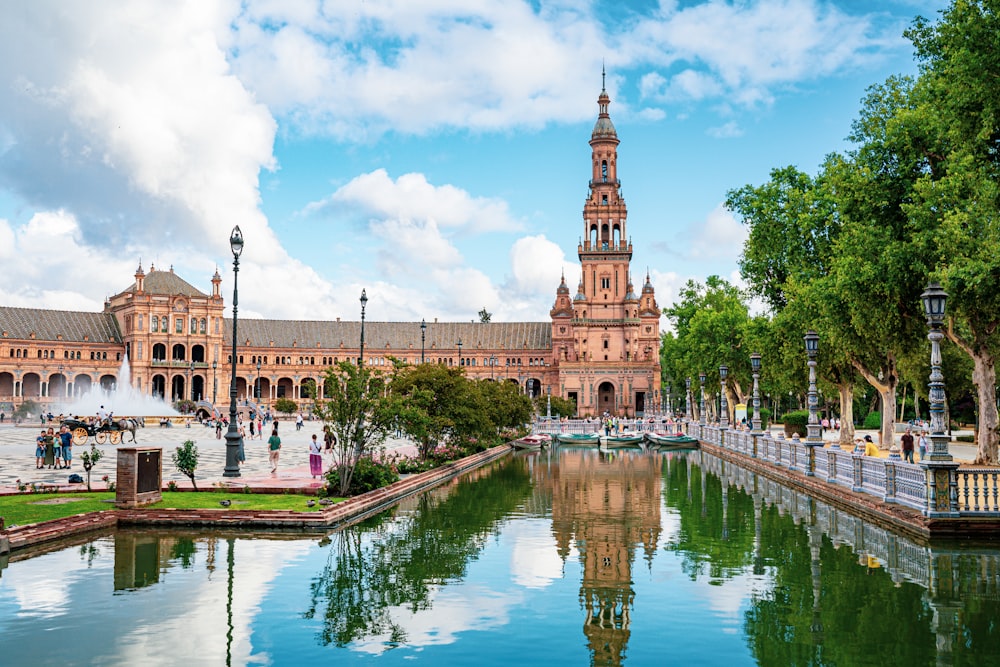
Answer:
[
  {"left": 946, "top": 326, "right": 999, "bottom": 466},
  {"left": 838, "top": 381, "right": 855, "bottom": 447},
  {"left": 851, "top": 356, "right": 898, "bottom": 449}
]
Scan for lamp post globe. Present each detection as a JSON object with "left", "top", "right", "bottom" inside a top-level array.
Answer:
[{"left": 223, "top": 225, "right": 244, "bottom": 478}]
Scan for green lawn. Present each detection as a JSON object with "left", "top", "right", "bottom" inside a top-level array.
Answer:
[{"left": 0, "top": 491, "right": 344, "bottom": 528}]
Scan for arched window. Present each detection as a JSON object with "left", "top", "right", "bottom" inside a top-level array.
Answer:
[
  {"left": 601, "top": 160, "right": 608, "bottom": 182},
  {"left": 190, "top": 317, "right": 197, "bottom": 333},
  {"left": 200, "top": 318, "right": 206, "bottom": 333}
]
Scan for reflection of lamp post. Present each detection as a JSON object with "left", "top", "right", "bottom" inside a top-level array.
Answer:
[
  {"left": 804, "top": 331, "right": 821, "bottom": 443},
  {"left": 719, "top": 365, "right": 729, "bottom": 429},
  {"left": 359, "top": 289, "right": 368, "bottom": 366},
  {"left": 212, "top": 360, "right": 218, "bottom": 406},
  {"left": 457, "top": 338, "right": 463, "bottom": 367},
  {"left": 223, "top": 225, "right": 243, "bottom": 478},
  {"left": 699, "top": 372, "right": 706, "bottom": 425},
  {"left": 420, "top": 318, "right": 426, "bottom": 364},
  {"left": 750, "top": 352, "right": 762, "bottom": 434},
  {"left": 255, "top": 359, "right": 261, "bottom": 401}
]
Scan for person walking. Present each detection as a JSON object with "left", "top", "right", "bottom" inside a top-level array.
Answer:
[
  {"left": 918, "top": 430, "right": 929, "bottom": 461},
  {"left": 309, "top": 434, "right": 323, "bottom": 479},
  {"left": 901, "top": 428, "right": 915, "bottom": 464},
  {"left": 42, "top": 427, "right": 56, "bottom": 469},
  {"left": 267, "top": 428, "right": 281, "bottom": 474}
]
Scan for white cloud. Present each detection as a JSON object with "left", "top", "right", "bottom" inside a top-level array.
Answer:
[
  {"left": 684, "top": 203, "right": 748, "bottom": 261},
  {"left": 707, "top": 121, "right": 744, "bottom": 138}
]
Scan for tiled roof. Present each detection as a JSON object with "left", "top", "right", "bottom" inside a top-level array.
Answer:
[
  {"left": 225, "top": 319, "right": 552, "bottom": 352},
  {"left": 114, "top": 269, "right": 208, "bottom": 299},
  {"left": 0, "top": 307, "right": 121, "bottom": 343}
]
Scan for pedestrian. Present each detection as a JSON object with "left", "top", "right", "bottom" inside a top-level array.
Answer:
[
  {"left": 59, "top": 425, "right": 73, "bottom": 469},
  {"left": 215, "top": 419, "right": 222, "bottom": 439},
  {"left": 323, "top": 425, "right": 335, "bottom": 452},
  {"left": 309, "top": 434, "right": 323, "bottom": 479},
  {"left": 35, "top": 429, "right": 46, "bottom": 469},
  {"left": 296, "top": 412, "right": 304, "bottom": 431},
  {"left": 267, "top": 428, "right": 281, "bottom": 473},
  {"left": 53, "top": 428, "right": 64, "bottom": 469},
  {"left": 43, "top": 427, "right": 56, "bottom": 469},
  {"left": 249, "top": 418, "right": 255, "bottom": 439},
  {"left": 257, "top": 416, "right": 263, "bottom": 439},
  {"left": 852, "top": 437, "right": 865, "bottom": 454},
  {"left": 864, "top": 434, "right": 879, "bottom": 458},
  {"left": 918, "top": 430, "right": 929, "bottom": 461},
  {"left": 901, "top": 427, "right": 915, "bottom": 464}
]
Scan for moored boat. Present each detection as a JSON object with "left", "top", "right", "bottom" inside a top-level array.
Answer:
[
  {"left": 512, "top": 434, "right": 551, "bottom": 450},
  {"left": 645, "top": 432, "right": 700, "bottom": 449},
  {"left": 602, "top": 433, "right": 645, "bottom": 448},
  {"left": 555, "top": 432, "right": 601, "bottom": 446}
]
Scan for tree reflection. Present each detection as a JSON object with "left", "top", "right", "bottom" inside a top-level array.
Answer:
[{"left": 303, "top": 458, "right": 532, "bottom": 647}]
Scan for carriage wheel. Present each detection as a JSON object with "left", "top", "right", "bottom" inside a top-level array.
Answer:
[
  {"left": 73, "top": 428, "right": 89, "bottom": 445},
  {"left": 110, "top": 431, "right": 122, "bottom": 445},
  {"left": 96, "top": 431, "right": 108, "bottom": 445}
]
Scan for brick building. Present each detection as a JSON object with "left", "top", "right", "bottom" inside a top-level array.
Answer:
[{"left": 0, "top": 83, "right": 659, "bottom": 418}]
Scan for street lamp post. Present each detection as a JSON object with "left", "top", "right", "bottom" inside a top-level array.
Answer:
[
  {"left": 420, "top": 318, "right": 426, "bottom": 364},
  {"left": 223, "top": 226, "right": 244, "bottom": 478},
  {"left": 719, "top": 365, "right": 729, "bottom": 429},
  {"left": 698, "top": 372, "right": 707, "bottom": 425},
  {"left": 750, "top": 353, "right": 762, "bottom": 434},
  {"left": 920, "top": 282, "right": 958, "bottom": 516},
  {"left": 490, "top": 355, "right": 497, "bottom": 380},
  {"left": 685, "top": 377, "right": 692, "bottom": 421},
  {"left": 188, "top": 361, "right": 195, "bottom": 401},
  {"left": 804, "top": 331, "right": 821, "bottom": 444},
  {"left": 665, "top": 384, "right": 671, "bottom": 418},
  {"left": 457, "top": 338, "right": 463, "bottom": 367},
  {"left": 212, "top": 360, "right": 218, "bottom": 407},
  {"left": 255, "top": 359, "right": 261, "bottom": 402},
  {"left": 359, "top": 289, "right": 368, "bottom": 367}
]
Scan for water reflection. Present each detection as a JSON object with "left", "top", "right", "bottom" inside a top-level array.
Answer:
[{"left": 2, "top": 448, "right": 1000, "bottom": 665}]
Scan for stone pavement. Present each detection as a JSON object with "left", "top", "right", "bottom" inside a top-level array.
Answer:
[{"left": 0, "top": 420, "right": 418, "bottom": 494}]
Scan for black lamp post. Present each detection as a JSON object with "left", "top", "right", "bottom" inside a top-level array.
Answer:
[
  {"left": 490, "top": 355, "right": 497, "bottom": 380},
  {"left": 719, "top": 365, "right": 729, "bottom": 429},
  {"left": 212, "top": 360, "right": 218, "bottom": 406},
  {"left": 359, "top": 289, "right": 368, "bottom": 367},
  {"left": 921, "top": 283, "right": 953, "bottom": 462},
  {"left": 188, "top": 361, "right": 195, "bottom": 401},
  {"left": 223, "top": 226, "right": 243, "bottom": 478},
  {"left": 420, "top": 318, "right": 426, "bottom": 364},
  {"left": 750, "top": 352, "right": 762, "bottom": 434},
  {"left": 699, "top": 371, "right": 707, "bottom": 425},
  {"left": 457, "top": 338, "right": 463, "bottom": 367},
  {"left": 255, "top": 359, "right": 261, "bottom": 401},
  {"left": 804, "top": 331, "right": 821, "bottom": 444}
]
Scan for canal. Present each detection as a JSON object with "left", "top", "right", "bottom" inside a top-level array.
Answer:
[{"left": 1, "top": 447, "right": 998, "bottom": 666}]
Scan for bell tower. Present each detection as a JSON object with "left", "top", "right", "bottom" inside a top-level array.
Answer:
[{"left": 550, "top": 72, "right": 660, "bottom": 417}]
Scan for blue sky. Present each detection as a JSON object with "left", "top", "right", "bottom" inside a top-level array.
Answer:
[{"left": 0, "top": 0, "right": 948, "bottom": 324}]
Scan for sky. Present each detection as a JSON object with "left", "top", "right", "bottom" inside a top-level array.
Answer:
[{"left": 0, "top": 0, "right": 949, "bottom": 326}]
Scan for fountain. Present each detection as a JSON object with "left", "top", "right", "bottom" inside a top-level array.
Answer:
[{"left": 58, "top": 356, "right": 179, "bottom": 418}]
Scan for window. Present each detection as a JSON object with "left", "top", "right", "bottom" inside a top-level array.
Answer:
[
  {"left": 603, "top": 340, "right": 609, "bottom": 349},
  {"left": 138, "top": 314, "right": 143, "bottom": 331},
  {"left": 176, "top": 318, "right": 183, "bottom": 333},
  {"left": 162, "top": 317, "right": 169, "bottom": 333},
  {"left": 601, "top": 160, "right": 608, "bottom": 181},
  {"left": 190, "top": 318, "right": 197, "bottom": 333},
  {"left": 601, "top": 277, "right": 610, "bottom": 290},
  {"left": 200, "top": 318, "right": 206, "bottom": 333}
]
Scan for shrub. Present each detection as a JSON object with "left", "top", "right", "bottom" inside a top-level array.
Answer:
[
  {"left": 274, "top": 397, "right": 297, "bottom": 415},
  {"left": 862, "top": 411, "right": 882, "bottom": 430},
  {"left": 325, "top": 456, "right": 399, "bottom": 496},
  {"left": 395, "top": 456, "right": 436, "bottom": 475},
  {"left": 782, "top": 410, "right": 810, "bottom": 437},
  {"left": 956, "top": 435, "right": 975, "bottom": 442}
]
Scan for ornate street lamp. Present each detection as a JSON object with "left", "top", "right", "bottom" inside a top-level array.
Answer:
[
  {"left": 212, "top": 360, "right": 218, "bottom": 406},
  {"left": 665, "top": 384, "right": 671, "bottom": 418},
  {"left": 685, "top": 377, "right": 692, "bottom": 420},
  {"left": 359, "top": 289, "right": 368, "bottom": 366},
  {"left": 920, "top": 282, "right": 957, "bottom": 515},
  {"left": 490, "top": 355, "right": 497, "bottom": 380},
  {"left": 420, "top": 318, "right": 426, "bottom": 364},
  {"left": 750, "top": 352, "right": 762, "bottom": 434},
  {"left": 457, "top": 338, "right": 463, "bottom": 367},
  {"left": 699, "top": 371, "right": 707, "bottom": 425},
  {"left": 804, "top": 331, "right": 821, "bottom": 445},
  {"left": 223, "top": 226, "right": 244, "bottom": 478},
  {"left": 719, "top": 365, "right": 729, "bottom": 429},
  {"left": 255, "top": 359, "right": 261, "bottom": 401},
  {"left": 188, "top": 361, "right": 195, "bottom": 401}
]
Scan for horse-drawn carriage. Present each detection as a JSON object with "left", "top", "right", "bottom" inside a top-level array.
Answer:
[{"left": 63, "top": 417, "right": 140, "bottom": 445}]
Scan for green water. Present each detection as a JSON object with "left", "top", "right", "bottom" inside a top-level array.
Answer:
[{"left": 1, "top": 448, "right": 997, "bottom": 666}]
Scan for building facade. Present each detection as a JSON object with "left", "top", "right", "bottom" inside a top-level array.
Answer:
[{"left": 0, "top": 84, "right": 659, "bottom": 419}]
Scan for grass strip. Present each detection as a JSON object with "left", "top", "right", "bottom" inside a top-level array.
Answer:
[{"left": 0, "top": 491, "right": 344, "bottom": 528}]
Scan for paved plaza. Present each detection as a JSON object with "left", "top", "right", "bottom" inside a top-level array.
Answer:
[{"left": 0, "top": 419, "right": 419, "bottom": 494}]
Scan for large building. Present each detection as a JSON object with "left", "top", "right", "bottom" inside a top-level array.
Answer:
[{"left": 0, "top": 84, "right": 659, "bottom": 418}]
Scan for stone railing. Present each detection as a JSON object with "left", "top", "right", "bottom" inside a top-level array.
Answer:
[{"left": 684, "top": 420, "right": 1000, "bottom": 518}]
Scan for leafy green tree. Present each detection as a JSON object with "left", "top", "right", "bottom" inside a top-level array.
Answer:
[
  {"left": 80, "top": 445, "right": 104, "bottom": 491},
  {"left": 478, "top": 307, "right": 492, "bottom": 323},
  {"left": 301, "top": 378, "right": 317, "bottom": 400},
  {"left": 479, "top": 379, "right": 533, "bottom": 436},
  {"left": 314, "top": 362, "right": 401, "bottom": 497},
  {"left": 171, "top": 439, "right": 199, "bottom": 491},
  {"left": 273, "top": 397, "right": 297, "bottom": 416},
  {"left": 534, "top": 393, "right": 576, "bottom": 419}
]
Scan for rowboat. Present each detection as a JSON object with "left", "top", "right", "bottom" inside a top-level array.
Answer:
[
  {"left": 512, "top": 434, "right": 551, "bottom": 450},
  {"left": 602, "top": 434, "right": 645, "bottom": 448},
  {"left": 645, "top": 432, "right": 699, "bottom": 449},
  {"left": 555, "top": 432, "right": 601, "bottom": 446}
]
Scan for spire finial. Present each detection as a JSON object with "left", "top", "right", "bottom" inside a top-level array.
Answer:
[{"left": 602, "top": 62, "right": 606, "bottom": 92}]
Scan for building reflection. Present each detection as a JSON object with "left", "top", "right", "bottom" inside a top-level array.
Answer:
[{"left": 542, "top": 449, "right": 661, "bottom": 666}]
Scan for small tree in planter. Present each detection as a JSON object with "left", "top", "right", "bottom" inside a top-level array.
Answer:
[
  {"left": 274, "top": 397, "right": 297, "bottom": 417},
  {"left": 172, "top": 440, "right": 200, "bottom": 490},
  {"left": 80, "top": 445, "right": 104, "bottom": 491},
  {"left": 782, "top": 410, "right": 810, "bottom": 438}
]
